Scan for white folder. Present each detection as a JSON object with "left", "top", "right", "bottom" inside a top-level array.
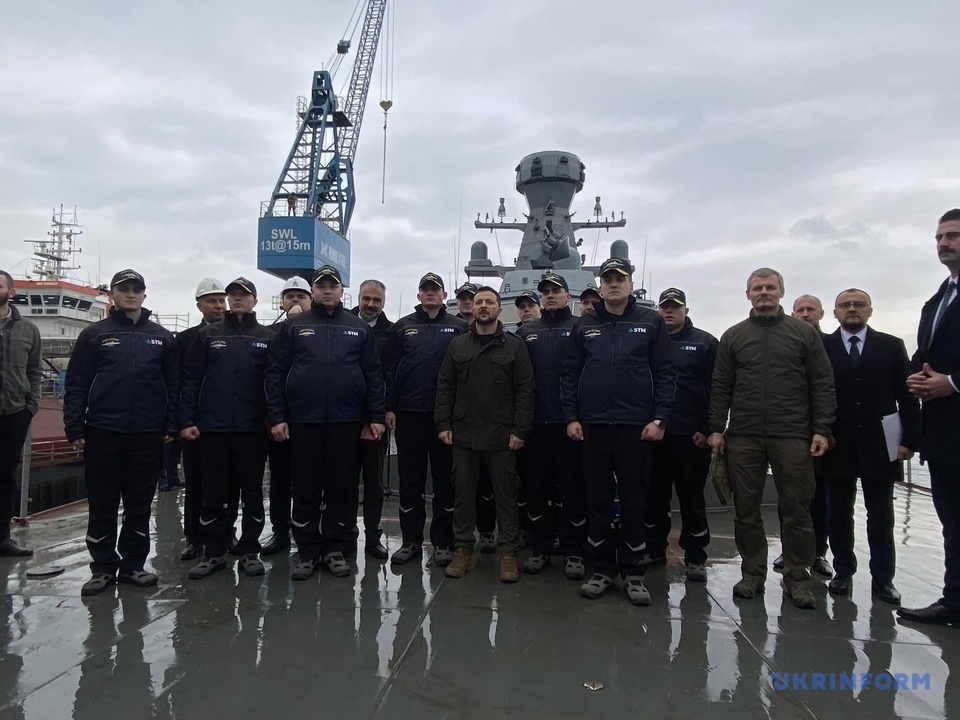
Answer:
[{"left": 881, "top": 413, "right": 903, "bottom": 463}]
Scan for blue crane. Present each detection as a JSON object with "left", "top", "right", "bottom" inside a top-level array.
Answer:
[{"left": 257, "top": 0, "right": 389, "bottom": 286}]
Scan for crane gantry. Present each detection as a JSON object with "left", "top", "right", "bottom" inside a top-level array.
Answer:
[{"left": 257, "top": 0, "right": 390, "bottom": 286}]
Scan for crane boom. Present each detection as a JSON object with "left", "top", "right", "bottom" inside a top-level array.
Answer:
[
  {"left": 256, "top": 0, "right": 390, "bottom": 286},
  {"left": 339, "top": 0, "right": 387, "bottom": 164}
]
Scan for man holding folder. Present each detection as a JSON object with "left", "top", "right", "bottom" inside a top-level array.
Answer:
[{"left": 821, "top": 288, "right": 920, "bottom": 604}]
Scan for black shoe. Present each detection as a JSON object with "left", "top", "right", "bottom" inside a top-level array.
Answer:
[
  {"left": 772, "top": 554, "right": 785, "bottom": 570},
  {"left": 828, "top": 574, "right": 852, "bottom": 595},
  {"left": 260, "top": 532, "right": 291, "bottom": 556},
  {"left": 872, "top": 581, "right": 902, "bottom": 606},
  {"left": 180, "top": 542, "right": 200, "bottom": 561},
  {"left": 365, "top": 538, "right": 388, "bottom": 560},
  {"left": 227, "top": 532, "right": 241, "bottom": 556},
  {"left": 157, "top": 479, "right": 173, "bottom": 493},
  {"left": 812, "top": 556, "right": 834, "bottom": 578},
  {"left": 897, "top": 601, "right": 960, "bottom": 625},
  {"left": 0, "top": 539, "right": 33, "bottom": 558}
]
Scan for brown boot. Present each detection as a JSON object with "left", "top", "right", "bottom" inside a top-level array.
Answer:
[
  {"left": 500, "top": 552, "right": 520, "bottom": 583},
  {"left": 446, "top": 546, "right": 473, "bottom": 579}
]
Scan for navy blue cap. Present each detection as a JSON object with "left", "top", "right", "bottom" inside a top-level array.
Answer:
[
  {"left": 455, "top": 282, "right": 478, "bottom": 298},
  {"left": 598, "top": 257, "right": 633, "bottom": 277},
  {"left": 658, "top": 288, "right": 686, "bottom": 306},
  {"left": 537, "top": 272, "right": 569, "bottom": 292},
  {"left": 313, "top": 265, "right": 343, "bottom": 284},
  {"left": 110, "top": 269, "right": 145, "bottom": 289},
  {"left": 580, "top": 283, "right": 601, "bottom": 300},
  {"left": 514, "top": 290, "right": 540, "bottom": 306},
  {"left": 225, "top": 277, "right": 257, "bottom": 298},
  {"left": 419, "top": 272, "right": 444, "bottom": 289}
]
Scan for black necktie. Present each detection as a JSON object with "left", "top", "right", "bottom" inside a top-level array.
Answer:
[
  {"left": 849, "top": 335, "right": 861, "bottom": 368},
  {"left": 931, "top": 281, "right": 957, "bottom": 339}
]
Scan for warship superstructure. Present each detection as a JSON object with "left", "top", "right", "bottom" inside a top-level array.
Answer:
[{"left": 467, "top": 150, "right": 649, "bottom": 322}]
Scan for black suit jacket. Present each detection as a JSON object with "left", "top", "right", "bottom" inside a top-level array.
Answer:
[
  {"left": 821, "top": 327, "right": 920, "bottom": 482},
  {"left": 913, "top": 277, "right": 960, "bottom": 465}
]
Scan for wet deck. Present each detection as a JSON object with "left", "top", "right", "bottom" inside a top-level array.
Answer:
[{"left": 1, "top": 484, "right": 956, "bottom": 719}]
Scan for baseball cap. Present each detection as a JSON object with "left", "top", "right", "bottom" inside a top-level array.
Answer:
[
  {"left": 658, "top": 288, "right": 686, "bottom": 306},
  {"left": 195, "top": 278, "right": 226, "bottom": 299},
  {"left": 110, "top": 269, "right": 145, "bottom": 290},
  {"left": 580, "top": 283, "right": 601, "bottom": 300},
  {"left": 455, "top": 282, "right": 478, "bottom": 298},
  {"left": 313, "top": 265, "right": 343, "bottom": 284},
  {"left": 419, "top": 272, "right": 444, "bottom": 289},
  {"left": 514, "top": 290, "right": 540, "bottom": 306},
  {"left": 281, "top": 276, "right": 311, "bottom": 295},
  {"left": 598, "top": 257, "right": 633, "bottom": 277},
  {"left": 225, "top": 277, "right": 257, "bottom": 298},
  {"left": 537, "top": 272, "right": 569, "bottom": 292}
]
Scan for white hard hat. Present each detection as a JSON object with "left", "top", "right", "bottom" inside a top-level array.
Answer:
[
  {"left": 195, "top": 277, "right": 226, "bottom": 299},
  {"left": 282, "top": 276, "right": 311, "bottom": 295}
]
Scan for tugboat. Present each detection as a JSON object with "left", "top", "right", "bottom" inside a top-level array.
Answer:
[{"left": 466, "top": 150, "right": 653, "bottom": 324}]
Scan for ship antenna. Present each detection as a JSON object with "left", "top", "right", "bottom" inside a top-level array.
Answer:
[{"left": 640, "top": 235, "right": 648, "bottom": 291}]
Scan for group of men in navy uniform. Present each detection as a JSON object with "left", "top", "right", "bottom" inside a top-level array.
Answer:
[{"left": 22, "top": 207, "right": 956, "bottom": 623}]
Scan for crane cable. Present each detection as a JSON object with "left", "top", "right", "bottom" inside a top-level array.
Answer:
[{"left": 379, "top": 0, "right": 395, "bottom": 203}]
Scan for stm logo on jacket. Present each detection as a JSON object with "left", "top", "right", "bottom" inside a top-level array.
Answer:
[{"left": 561, "top": 296, "right": 677, "bottom": 426}]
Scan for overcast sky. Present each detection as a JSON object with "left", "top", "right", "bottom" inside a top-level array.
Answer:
[{"left": 1, "top": 1, "right": 957, "bottom": 348}]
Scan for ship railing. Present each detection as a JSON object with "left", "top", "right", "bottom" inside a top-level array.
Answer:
[{"left": 30, "top": 438, "right": 82, "bottom": 467}]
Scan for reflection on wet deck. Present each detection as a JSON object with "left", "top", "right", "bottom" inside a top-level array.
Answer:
[{"left": 0, "top": 483, "right": 956, "bottom": 719}]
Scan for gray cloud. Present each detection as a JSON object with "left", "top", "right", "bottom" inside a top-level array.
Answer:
[{"left": 1, "top": 0, "right": 957, "bottom": 348}]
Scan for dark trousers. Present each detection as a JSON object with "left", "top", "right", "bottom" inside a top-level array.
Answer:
[
  {"left": 181, "top": 438, "right": 203, "bottom": 542},
  {"left": 777, "top": 462, "right": 829, "bottom": 557},
  {"left": 726, "top": 435, "right": 815, "bottom": 585},
  {"left": 347, "top": 433, "right": 388, "bottom": 542},
  {"left": 582, "top": 424, "right": 652, "bottom": 578},
  {"left": 395, "top": 412, "right": 454, "bottom": 549},
  {"left": 83, "top": 428, "right": 162, "bottom": 574},
  {"left": 476, "top": 465, "right": 497, "bottom": 534},
  {"left": 267, "top": 439, "right": 292, "bottom": 535},
  {"left": 162, "top": 437, "right": 182, "bottom": 480},
  {"left": 647, "top": 434, "right": 711, "bottom": 565},
  {"left": 826, "top": 475, "right": 894, "bottom": 583},
  {"left": 289, "top": 422, "right": 361, "bottom": 561},
  {"left": 0, "top": 409, "right": 31, "bottom": 538},
  {"left": 929, "top": 461, "right": 960, "bottom": 611},
  {"left": 198, "top": 432, "right": 267, "bottom": 557},
  {"left": 452, "top": 447, "right": 521, "bottom": 553},
  {"left": 523, "top": 424, "right": 586, "bottom": 557}
]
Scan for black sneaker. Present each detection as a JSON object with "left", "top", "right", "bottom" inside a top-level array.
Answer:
[
  {"left": 322, "top": 551, "right": 351, "bottom": 577},
  {"left": 188, "top": 556, "right": 226, "bottom": 580},
  {"left": 180, "top": 541, "right": 200, "bottom": 562},
  {"left": 292, "top": 558, "right": 318, "bottom": 581},
  {"left": 118, "top": 570, "right": 159, "bottom": 588},
  {"left": 81, "top": 573, "right": 117, "bottom": 596}
]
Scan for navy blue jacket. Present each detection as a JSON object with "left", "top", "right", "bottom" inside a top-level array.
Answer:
[
  {"left": 384, "top": 305, "right": 468, "bottom": 413},
  {"left": 516, "top": 307, "right": 575, "bottom": 424},
  {"left": 560, "top": 296, "right": 677, "bottom": 425},
  {"left": 665, "top": 319, "right": 718, "bottom": 435},
  {"left": 63, "top": 308, "right": 179, "bottom": 441},
  {"left": 265, "top": 303, "right": 385, "bottom": 425},
  {"left": 179, "top": 312, "right": 274, "bottom": 433}
]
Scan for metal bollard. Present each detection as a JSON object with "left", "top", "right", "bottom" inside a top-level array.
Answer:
[{"left": 16, "top": 422, "right": 32, "bottom": 524}]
